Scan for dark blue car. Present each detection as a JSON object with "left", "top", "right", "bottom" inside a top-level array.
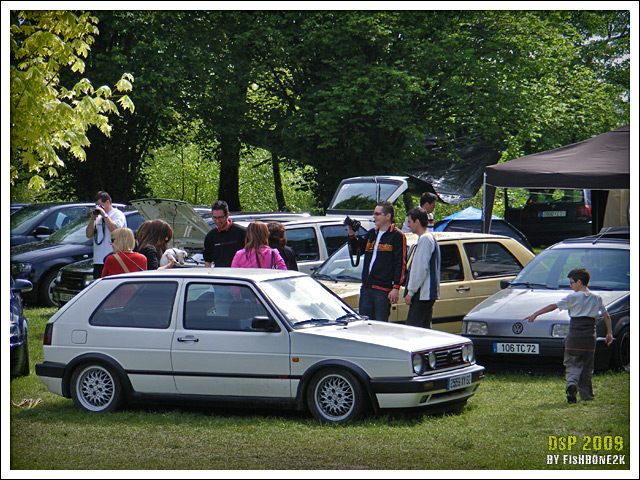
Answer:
[
  {"left": 10, "top": 208, "right": 144, "bottom": 307},
  {"left": 11, "top": 277, "right": 33, "bottom": 378}
]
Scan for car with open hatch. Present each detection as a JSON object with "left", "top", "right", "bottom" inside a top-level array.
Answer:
[
  {"left": 461, "top": 233, "right": 630, "bottom": 371},
  {"left": 35, "top": 268, "right": 484, "bottom": 424},
  {"left": 313, "top": 231, "right": 535, "bottom": 333}
]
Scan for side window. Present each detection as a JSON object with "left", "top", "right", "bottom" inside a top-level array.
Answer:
[
  {"left": 463, "top": 242, "right": 523, "bottom": 279},
  {"left": 286, "top": 227, "right": 319, "bottom": 262},
  {"left": 90, "top": 282, "right": 178, "bottom": 328},
  {"left": 440, "top": 244, "right": 464, "bottom": 282},
  {"left": 183, "top": 283, "right": 276, "bottom": 332},
  {"left": 321, "top": 224, "right": 368, "bottom": 257}
]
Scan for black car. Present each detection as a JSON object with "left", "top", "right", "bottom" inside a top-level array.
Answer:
[
  {"left": 10, "top": 207, "right": 144, "bottom": 307},
  {"left": 10, "top": 202, "right": 126, "bottom": 247},
  {"left": 504, "top": 189, "right": 592, "bottom": 247},
  {"left": 11, "top": 277, "right": 33, "bottom": 378}
]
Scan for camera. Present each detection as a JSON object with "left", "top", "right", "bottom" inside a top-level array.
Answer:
[
  {"left": 93, "top": 206, "right": 103, "bottom": 216},
  {"left": 343, "top": 216, "right": 361, "bottom": 232}
]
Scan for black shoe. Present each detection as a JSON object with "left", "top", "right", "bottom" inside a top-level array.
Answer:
[{"left": 566, "top": 384, "right": 578, "bottom": 404}]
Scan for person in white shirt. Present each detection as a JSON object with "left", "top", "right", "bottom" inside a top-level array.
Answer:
[
  {"left": 404, "top": 207, "right": 440, "bottom": 328},
  {"left": 402, "top": 191, "right": 437, "bottom": 233},
  {"left": 85, "top": 191, "right": 127, "bottom": 278}
]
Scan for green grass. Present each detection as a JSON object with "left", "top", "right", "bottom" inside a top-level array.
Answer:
[{"left": 10, "top": 307, "right": 631, "bottom": 470}]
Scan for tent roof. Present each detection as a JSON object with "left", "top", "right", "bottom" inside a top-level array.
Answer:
[
  {"left": 440, "top": 207, "right": 501, "bottom": 222},
  {"left": 484, "top": 126, "right": 630, "bottom": 190}
]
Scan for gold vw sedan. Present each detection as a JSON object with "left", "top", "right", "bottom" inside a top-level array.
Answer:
[{"left": 313, "top": 232, "right": 535, "bottom": 334}]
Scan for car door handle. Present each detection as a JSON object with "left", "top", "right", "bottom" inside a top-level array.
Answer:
[
  {"left": 456, "top": 286, "right": 471, "bottom": 292},
  {"left": 177, "top": 336, "right": 199, "bottom": 343}
]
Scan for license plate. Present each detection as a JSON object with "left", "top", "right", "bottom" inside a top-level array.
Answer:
[
  {"left": 540, "top": 210, "right": 566, "bottom": 218},
  {"left": 59, "top": 293, "right": 75, "bottom": 302},
  {"left": 493, "top": 342, "right": 540, "bottom": 354},
  {"left": 447, "top": 373, "right": 472, "bottom": 391}
]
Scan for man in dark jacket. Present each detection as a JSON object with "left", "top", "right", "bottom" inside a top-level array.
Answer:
[
  {"left": 346, "top": 201, "right": 406, "bottom": 322},
  {"left": 203, "top": 200, "right": 246, "bottom": 267}
]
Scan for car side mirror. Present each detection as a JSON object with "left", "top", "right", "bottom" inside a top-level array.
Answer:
[
  {"left": 251, "top": 316, "right": 278, "bottom": 332},
  {"left": 33, "top": 226, "right": 54, "bottom": 237},
  {"left": 12, "top": 279, "right": 33, "bottom": 293},
  {"left": 500, "top": 279, "right": 511, "bottom": 289}
]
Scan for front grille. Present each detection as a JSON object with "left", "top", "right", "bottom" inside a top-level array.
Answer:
[
  {"left": 433, "top": 346, "right": 464, "bottom": 368},
  {"left": 59, "top": 271, "right": 89, "bottom": 290}
]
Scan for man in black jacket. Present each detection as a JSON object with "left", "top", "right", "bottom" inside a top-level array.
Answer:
[
  {"left": 203, "top": 200, "right": 246, "bottom": 267},
  {"left": 346, "top": 201, "right": 407, "bottom": 322}
]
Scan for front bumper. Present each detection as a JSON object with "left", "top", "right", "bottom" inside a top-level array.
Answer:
[{"left": 370, "top": 363, "right": 485, "bottom": 409}]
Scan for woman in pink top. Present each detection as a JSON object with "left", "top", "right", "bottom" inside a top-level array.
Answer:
[{"left": 231, "top": 221, "right": 287, "bottom": 270}]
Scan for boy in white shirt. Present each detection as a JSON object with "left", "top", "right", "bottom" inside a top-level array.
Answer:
[{"left": 525, "top": 268, "right": 613, "bottom": 403}]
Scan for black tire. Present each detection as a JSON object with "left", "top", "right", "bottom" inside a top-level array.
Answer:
[
  {"left": 613, "top": 325, "right": 630, "bottom": 372},
  {"left": 306, "top": 369, "right": 367, "bottom": 424},
  {"left": 19, "top": 339, "right": 30, "bottom": 377},
  {"left": 38, "top": 269, "right": 60, "bottom": 307},
  {"left": 70, "top": 363, "right": 124, "bottom": 413}
]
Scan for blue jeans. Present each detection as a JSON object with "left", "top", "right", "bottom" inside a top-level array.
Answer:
[{"left": 359, "top": 286, "right": 391, "bottom": 322}]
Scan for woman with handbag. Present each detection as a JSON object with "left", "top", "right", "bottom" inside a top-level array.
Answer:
[
  {"left": 102, "top": 228, "right": 147, "bottom": 277},
  {"left": 231, "top": 221, "right": 286, "bottom": 270},
  {"left": 135, "top": 219, "right": 175, "bottom": 270}
]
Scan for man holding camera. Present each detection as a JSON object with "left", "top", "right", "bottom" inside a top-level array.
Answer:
[
  {"left": 346, "top": 201, "right": 407, "bottom": 322},
  {"left": 86, "top": 191, "right": 127, "bottom": 278}
]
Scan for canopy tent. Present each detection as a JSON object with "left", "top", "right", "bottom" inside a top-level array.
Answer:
[{"left": 482, "top": 125, "right": 630, "bottom": 233}]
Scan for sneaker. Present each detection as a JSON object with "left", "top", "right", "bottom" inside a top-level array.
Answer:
[{"left": 566, "top": 384, "right": 578, "bottom": 404}]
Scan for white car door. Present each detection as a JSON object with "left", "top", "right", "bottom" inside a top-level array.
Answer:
[{"left": 171, "top": 281, "right": 292, "bottom": 398}]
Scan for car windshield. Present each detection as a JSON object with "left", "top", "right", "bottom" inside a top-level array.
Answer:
[
  {"left": 260, "top": 275, "right": 362, "bottom": 328},
  {"left": 312, "top": 243, "right": 363, "bottom": 282},
  {"left": 510, "top": 247, "right": 629, "bottom": 291},
  {"left": 10, "top": 205, "right": 52, "bottom": 234},
  {"left": 330, "top": 180, "right": 402, "bottom": 210},
  {"left": 45, "top": 214, "right": 92, "bottom": 244}
]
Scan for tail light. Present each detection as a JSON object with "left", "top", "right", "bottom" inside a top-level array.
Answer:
[
  {"left": 43, "top": 323, "right": 53, "bottom": 346},
  {"left": 576, "top": 205, "right": 591, "bottom": 220}
]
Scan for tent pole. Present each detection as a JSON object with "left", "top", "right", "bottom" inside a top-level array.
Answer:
[{"left": 482, "top": 173, "right": 496, "bottom": 233}]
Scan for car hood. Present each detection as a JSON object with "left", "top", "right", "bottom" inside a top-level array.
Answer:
[
  {"left": 292, "top": 319, "right": 468, "bottom": 356},
  {"left": 315, "top": 279, "right": 361, "bottom": 309},
  {"left": 464, "top": 287, "right": 628, "bottom": 321},
  {"left": 130, "top": 199, "right": 211, "bottom": 252},
  {"left": 10, "top": 240, "right": 91, "bottom": 262}
]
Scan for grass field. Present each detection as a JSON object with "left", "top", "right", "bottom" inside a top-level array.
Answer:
[{"left": 8, "top": 307, "right": 632, "bottom": 471}]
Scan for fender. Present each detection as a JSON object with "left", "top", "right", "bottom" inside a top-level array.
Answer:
[
  {"left": 62, "top": 352, "right": 135, "bottom": 400},
  {"left": 294, "top": 358, "right": 380, "bottom": 412}
]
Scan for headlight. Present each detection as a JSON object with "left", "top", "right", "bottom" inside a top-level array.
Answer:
[
  {"left": 428, "top": 351, "right": 437, "bottom": 369},
  {"left": 11, "top": 263, "right": 32, "bottom": 275},
  {"left": 412, "top": 354, "right": 425, "bottom": 375},
  {"left": 552, "top": 324, "right": 570, "bottom": 338},
  {"left": 462, "top": 344, "right": 474, "bottom": 362},
  {"left": 465, "top": 321, "right": 488, "bottom": 336}
]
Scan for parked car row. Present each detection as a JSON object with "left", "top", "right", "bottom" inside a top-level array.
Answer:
[{"left": 10, "top": 277, "right": 33, "bottom": 378}]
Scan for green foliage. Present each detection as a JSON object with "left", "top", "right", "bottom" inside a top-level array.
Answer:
[{"left": 9, "top": 10, "right": 134, "bottom": 196}]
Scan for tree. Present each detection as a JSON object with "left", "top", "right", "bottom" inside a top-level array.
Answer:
[{"left": 9, "top": 10, "right": 134, "bottom": 196}]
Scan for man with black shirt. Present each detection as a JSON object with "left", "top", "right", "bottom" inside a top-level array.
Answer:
[
  {"left": 346, "top": 201, "right": 406, "bottom": 322},
  {"left": 203, "top": 200, "right": 246, "bottom": 267}
]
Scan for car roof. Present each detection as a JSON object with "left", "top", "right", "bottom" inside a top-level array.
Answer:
[
  {"left": 548, "top": 237, "right": 629, "bottom": 249},
  {"left": 97, "top": 266, "right": 307, "bottom": 282}
]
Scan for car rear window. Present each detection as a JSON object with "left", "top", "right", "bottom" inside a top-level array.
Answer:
[{"left": 90, "top": 281, "right": 178, "bottom": 328}]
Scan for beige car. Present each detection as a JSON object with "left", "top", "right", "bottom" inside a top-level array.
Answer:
[{"left": 313, "top": 232, "right": 535, "bottom": 333}]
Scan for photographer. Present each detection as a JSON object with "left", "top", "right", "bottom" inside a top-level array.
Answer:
[
  {"left": 86, "top": 191, "right": 127, "bottom": 278},
  {"left": 346, "top": 201, "right": 407, "bottom": 322}
]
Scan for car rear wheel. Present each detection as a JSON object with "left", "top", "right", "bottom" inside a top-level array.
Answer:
[
  {"left": 70, "top": 364, "right": 124, "bottom": 413},
  {"left": 307, "top": 369, "right": 366, "bottom": 424},
  {"left": 613, "top": 325, "right": 630, "bottom": 372}
]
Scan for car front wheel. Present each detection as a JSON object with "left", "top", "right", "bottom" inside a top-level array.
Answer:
[
  {"left": 70, "top": 364, "right": 124, "bottom": 413},
  {"left": 613, "top": 325, "right": 630, "bottom": 372},
  {"left": 307, "top": 369, "right": 367, "bottom": 424}
]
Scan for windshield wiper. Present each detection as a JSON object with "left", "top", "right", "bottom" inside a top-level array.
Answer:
[
  {"left": 293, "top": 318, "right": 332, "bottom": 327},
  {"left": 510, "top": 282, "right": 555, "bottom": 289},
  {"left": 335, "top": 312, "right": 364, "bottom": 324}
]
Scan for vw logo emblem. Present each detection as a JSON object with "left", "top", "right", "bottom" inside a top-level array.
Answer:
[{"left": 512, "top": 322, "right": 524, "bottom": 334}]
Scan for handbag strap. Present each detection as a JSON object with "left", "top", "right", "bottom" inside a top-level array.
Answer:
[
  {"left": 113, "top": 253, "right": 131, "bottom": 273},
  {"left": 271, "top": 248, "right": 277, "bottom": 269}
]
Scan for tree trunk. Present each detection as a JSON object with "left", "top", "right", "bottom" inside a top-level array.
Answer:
[
  {"left": 218, "top": 133, "right": 242, "bottom": 211},
  {"left": 272, "top": 152, "right": 287, "bottom": 211}
]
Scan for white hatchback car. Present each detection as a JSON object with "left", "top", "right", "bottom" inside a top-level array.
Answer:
[{"left": 36, "top": 268, "right": 484, "bottom": 424}]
